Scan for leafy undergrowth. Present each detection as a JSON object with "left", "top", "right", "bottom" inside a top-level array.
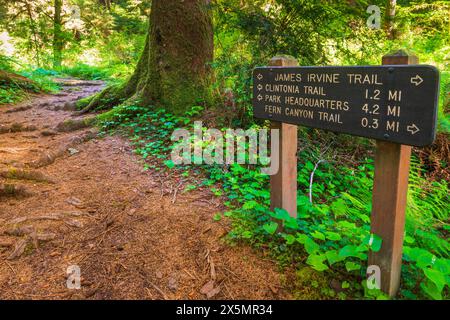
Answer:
[
  {"left": 0, "top": 86, "right": 25, "bottom": 104},
  {"left": 98, "top": 104, "right": 450, "bottom": 300},
  {"left": 0, "top": 68, "right": 60, "bottom": 104},
  {"left": 59, "top": 63, "right": 134, "bottom": 84},
  {"left": 19, "top": 68, "right": 60, "bottom": 92}
]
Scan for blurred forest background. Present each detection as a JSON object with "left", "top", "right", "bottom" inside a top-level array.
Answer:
[{"left": 0, "top": 0, "right": 449, "bottom": 300}]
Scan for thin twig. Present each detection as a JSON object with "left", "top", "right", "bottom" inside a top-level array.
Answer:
[
  {"left": 172, "top": 181, "right": 183, "bottom": 204},
  {"left": 149, "top": 282, "right": 169, "bottom": 300},
  {"left": 4, "top": 261, "right": 17, "bottom": 275},
  {"left": 160, "top": 177, "right": 165, "bottom": 198},
  {"left": 309, "top": 159, "right": 326, "bottom": 204}
]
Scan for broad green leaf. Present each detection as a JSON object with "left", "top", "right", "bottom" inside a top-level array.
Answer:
[
  {"left": 325, "top": 250, "right": 342, "bottom": 265},
  {"left": 270, "top": 208, "right": 299, "bottom": 229},
  {"left": 416, "top": 251, "right": 435, "bottom": 269},
  {"left": 283, "top": 234, "right": 296, "bottom": 245},
  {"left": 338, "top": 221, "right": 356, "bottom": 230},
  {"left": 263, "top": 222, "right": 278, "bottom": 235},
  {"left": 164, "top": 159, "right": 175, "bottom": 169},
  {"left": 424, "top": 268, "right": 446, "bottom": 291},
  {"left": 420, "top": 282, "right": 442, "bottom": 300},
  {"left": 283, "top": 217, "right": 299, "bottom": 230},
  {"left": 311, "top": 231, "right": 326, "bottom": 241},
  {"left": 363, "top": 233, "right": 383, "bottom": 252},
  {"left": 434, "top": 259, "right": 450, "bottom": 276},
  {"left": 296, "top": 233, "right": 308, "bottom": 244},
  {"left": 243, "top": 201, "right": 257, "bottom": 210},
  {"left": 339, "top": 245, "right": 360, "bottom": 259},
  {"left": 307, "top": 254, "right": 329, "bottom": 271},
  {"left": 325, "top": 231, "right": 341, "bottom": 241},
  {"left": 345, "top": 261, "right": 361, "bottom": 272},
  {"left": 273, "top": 207, "right": 290, "bottom": 220},
  {"left": 305, "top": 237, "right": 320, "bottom": 255},
  {"left": 404, "top": 236, "right": 415, "bottom": 244}
]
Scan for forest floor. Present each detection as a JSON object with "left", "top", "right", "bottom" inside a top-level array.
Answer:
[{"left": 0, "top": 79, "right": 294, "bottom": 300}]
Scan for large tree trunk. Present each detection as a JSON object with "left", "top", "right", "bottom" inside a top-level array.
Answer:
[
  {"left": 385, "top": 0, "right": 396, "bottom": 39},
  {"left": 53, "top": 0, "right": 63, "bottom": 69},
  {"left": 80, "top": 0, "right": 213, "bottom": 115}
]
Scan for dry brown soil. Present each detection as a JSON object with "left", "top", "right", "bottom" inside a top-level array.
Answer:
[{"left": 0, "top": 79, "right": 293, "bottom": 300}]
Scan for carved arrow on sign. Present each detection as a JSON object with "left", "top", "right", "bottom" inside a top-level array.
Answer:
[
  {"left": 257, "top": 84, "right": 263, "bottom": 91},
  {"left": 257, "top": 94, "right": 263, "bottom": 101},
  {"left": 407, "top": 124, "right": 420, "bottom": 135},
  {"left": 410, "top": 75, "right": 424, "bottom": 86},
  {"left": 257, "top": 74, "right": 263, "bottom": 80}
]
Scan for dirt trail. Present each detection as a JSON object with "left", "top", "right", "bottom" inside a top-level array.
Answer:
[{"left": 0, "top": 79, "right": 292, "bottom": 299}]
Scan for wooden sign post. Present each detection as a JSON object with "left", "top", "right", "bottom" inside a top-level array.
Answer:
[
  {"left": 368, "top": 51, "right": 418, "bottom": 297},
  {"left": 254, "top": 51, "right": 440, "bottom": 298},
  {"left": 269, "top": 56, "right": 298, "bottom": 218}
]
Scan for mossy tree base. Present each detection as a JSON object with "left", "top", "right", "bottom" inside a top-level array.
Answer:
[{"left": 79, "top": 0, "right": 213, "bottom": 115}]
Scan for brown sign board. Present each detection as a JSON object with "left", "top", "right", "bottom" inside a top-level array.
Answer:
[{"left": 253, "top": 65, "right": 439, "bottom": 146}]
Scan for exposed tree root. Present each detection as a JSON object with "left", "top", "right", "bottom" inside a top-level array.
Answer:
[
  {"left": 67, "top": 130, "right": 97, "bottom": 145},
  {"left": 0, "top": 184, "right": 33, "bottom": 198},
  {"left": 4, "top": 105, "right": 33, "bottom": 113},
  {"left": 31, "top": 130, "right": 97, "bottom": 168},
  {"left": 40, "top": 130, "right": 58, "bottom": 137},
  {"left": 0, "top": 168, "right": 54, "bottom": 183},
  {"left": 1, "top": 212, "right": 82, "bottom": 260},
  {"left": 47, "top": 101, "right": 77, "bottom": 112},
  {"left": 4, "top": 212, "right": 84, "bottom": 227},
  {"left": 55, "top": 117, "right": 96, "bottom": 132},
  {"left": 0, "top": 238, "right": 15, "bottom": 247},
  {"left": 8, "top": 238, "right": 28, "bottom": 260},
  {"left": 4, "top": 225, "right": 36, "bottom": 237},
  {"left": 0, "top": 123, "right": 37, "bottom": 134},
  {"left": 6, "top": 232, "right": 56, "bottom": 260},
  {"left": 30, "top": 150, "right": 64, "bottom": 168},
  {"left": 76, "top": 83, "right": 130, "bottom": 114}
]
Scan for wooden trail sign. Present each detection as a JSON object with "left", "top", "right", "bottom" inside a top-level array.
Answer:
[
  {"left": 254, "top": 52, "right": 440, "bottom": 297},
  {"left": 253, "top": 65, "right": 439, "bottom": 146}
]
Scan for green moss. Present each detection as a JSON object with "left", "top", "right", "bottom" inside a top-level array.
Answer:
[
  {"left": 0, "top": 168, "right": 51, "bottom": 183},
  {"left": 0, "top": 184, "right": 31, "bottom": 198},
  {"left": 79, "top": 82, "right": 132, "bottom": 113},
  {"left": 95, "top": 105, "right": 127, "bottom": 123},
  {"left": 292, "top": 267, "right": 330, "bottom": 300},
  {"left": 56, "top": 117, "right": 96, "bottom": 132},
  {"left": 76, "top": 96, "right": 93, "bottom": 110}
]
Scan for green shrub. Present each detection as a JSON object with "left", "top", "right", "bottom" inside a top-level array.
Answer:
[{"left": 59, "top": 64, "right": 110, "bottom": 80}]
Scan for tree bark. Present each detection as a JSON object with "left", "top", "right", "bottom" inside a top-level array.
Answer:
[
  {"left": 80, "top": 0, "right": 214, "bottom": 115},
  {"left": 25, "top": 1, "right": 41, "bottom": 66},
  {"left": 385, "top": 0, "right": 396, "bottom": 39},
  {"left": 53, "top": 0, "right": 63, "bottom": 69}
]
